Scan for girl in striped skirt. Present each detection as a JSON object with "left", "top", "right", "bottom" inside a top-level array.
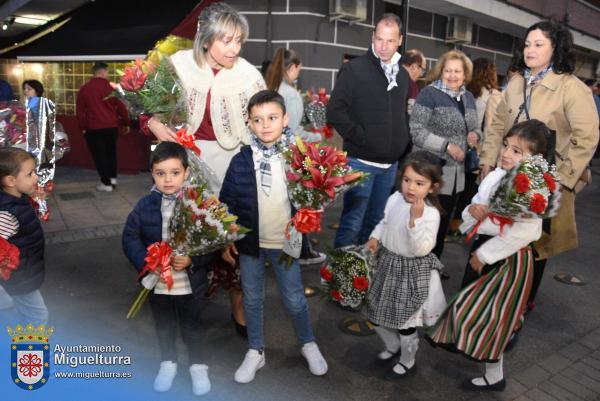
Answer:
[
  {"left": 365, "top": 151, "right": 447, "bottom": 380},
  {"left": 428, "top": 120, "right": 554, "bottom": 391}
]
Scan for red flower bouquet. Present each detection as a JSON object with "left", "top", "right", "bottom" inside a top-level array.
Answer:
[
  {"left": 466, "top": 155, "right": 561, "bottom": 241},
  {"left": 282, "top": 137, "right": 366, "bottom": 257},
  {"left": 322, "top": 246, "right": 374, "bottom": 309},
  {"left": 0, "top": 237, "right": 20, "bottom": 281},
  {"left": 126, "top": 183, "right": 249, "bottom": 318}
]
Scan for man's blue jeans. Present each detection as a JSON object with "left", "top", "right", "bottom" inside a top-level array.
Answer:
[
  {"left": 334, "top": 158, "right": 398, "bottom": 248},
  {"left": 239, "top": 249, "right": 315, "bottom": 350}
]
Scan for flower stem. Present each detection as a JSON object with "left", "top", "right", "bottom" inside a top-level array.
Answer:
[{"left": 126, "top": 288, "right": 150, "bottom": 319}]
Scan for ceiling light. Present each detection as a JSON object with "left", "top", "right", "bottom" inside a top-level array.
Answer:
[
  {"left": 1, "top": 23, "right": 7, "bottom": 31},
  {"left": 14, "top": 16, "right": 49, "bottom": 26}
]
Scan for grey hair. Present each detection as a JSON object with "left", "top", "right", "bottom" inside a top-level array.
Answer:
[{"left": 193, "top": 2, "right": 249, "bottom": 66}]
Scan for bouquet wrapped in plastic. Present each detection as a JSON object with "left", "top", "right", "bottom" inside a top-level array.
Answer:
[
  {"left": 113, "top": 58, "right": 219, "bottom": 192},
  {"left": 0, "top": 237, "right": 20, "bottom": 281},
  {"left": 303, "top": 88, "right": 333, "bottom": 140},
  {"left": 282, "top": 137, "right": 366, "bottom": 258},
  {"left": 466, "top": 154, "right": 561, "bottom": 241},
  {"left": 127, "top": 183, "right": 250, "bottom": 318},
  {"left": 0, "top": 101, "right": 26, "bottom": 147},
  {"left": 320, "top": 246, "right": 375, "bottom": 309}
]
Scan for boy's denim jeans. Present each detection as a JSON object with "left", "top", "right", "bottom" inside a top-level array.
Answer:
[
  {"left": 334, "top": 158, "right": 398, "bottom": 248},
  {"left": 0, "top": 288, "right": 48, "bottom": 327},
  {"left": 239, "top": 249, "right": 315, "bottom": 350}
]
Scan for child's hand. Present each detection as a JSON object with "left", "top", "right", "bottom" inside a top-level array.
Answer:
[
  {"left": 365, "top": 238, "right": 379, "bottom": 254},
  {"left": 468, "top": 204, "right": 489, "bottom": 221},
  {"left": 469, "top": 252, "right": 485, "bottom": 274},
  {"left": 222, "top": 244, "right": 238, "bottom": 266},
  {"left": 409, "top": 197, "right": 425, "bottom": 227},
  {"left": 172, "top": 256, "right": 192, "bottom": 271},
  {"left": 34, "top": 185, "right": 47, "bottom": 200}
]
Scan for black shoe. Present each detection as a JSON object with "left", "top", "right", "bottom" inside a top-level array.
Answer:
[
  {"left": 231, "top": 314, "right": 247, "bottom": 338},
  {"left": 440, "top": 271, "right": 450, "bottom": 280},
  {"left": 384, "top": 362, "right": 416, "bottom": 380},
  {"left": 462, "top": 376, "right": 506, "bottom": 391}
]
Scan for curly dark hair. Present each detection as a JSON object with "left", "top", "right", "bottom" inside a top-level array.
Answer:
[
  {"left": 466, "top": 58, "right": 498, "bottom": 99},
  {"left": 515, "top": 20, "right": 575, "bottom": 75}
]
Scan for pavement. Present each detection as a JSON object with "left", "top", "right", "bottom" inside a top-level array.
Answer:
[{"left": 3, "top": 161, "right": 600, "bottom": 401}]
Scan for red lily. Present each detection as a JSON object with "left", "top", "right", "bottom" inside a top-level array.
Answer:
[{"left": 303, "top": 167, "right": 345, "bottom": 198}]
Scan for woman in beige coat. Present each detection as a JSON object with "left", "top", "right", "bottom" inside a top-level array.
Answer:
[{"left": 479, "top": 20, "right": 598, "bottom": 310}]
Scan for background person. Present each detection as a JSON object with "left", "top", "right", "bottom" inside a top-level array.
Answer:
[
  {"left": 327, "top": 13, "right": 411, "bottom": 248},
  {"left": 409, "top": 50, "right": 480, "bottom": 278},
  {"left": 76, "top": 62, "right": 130, "bottom": 192}
]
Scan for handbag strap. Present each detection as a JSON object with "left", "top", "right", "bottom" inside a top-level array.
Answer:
[{"left": 514, "top": 79, "right": 531, "bottom": 125}]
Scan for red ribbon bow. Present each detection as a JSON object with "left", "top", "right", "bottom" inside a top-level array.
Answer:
[
  {"left": 465, "top": 212, "right": 515, "bottom": 243},
  {"left": 287, "top": 208, "right": 323, "bottom": 237},
  {"left": 0, "top": 237, "right": 20, "bottom": 281},
  {"left": 138, "top": 241, "right": 174, "bottom": 290},
  {"left": 176, "top": 128, "right": 201, "bottom": 156}
]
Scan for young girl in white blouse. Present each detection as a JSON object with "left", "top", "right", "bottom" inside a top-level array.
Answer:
[
  {"left": 428, "top": 119, "right": 552, "bottom": 391},
  {"left": 365, "top": 151, "right": 446, "bottom": 380}
]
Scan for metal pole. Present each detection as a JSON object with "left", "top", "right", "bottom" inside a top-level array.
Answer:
[{"left": 401, "top": 0, "right": 409, "bottom": 53}]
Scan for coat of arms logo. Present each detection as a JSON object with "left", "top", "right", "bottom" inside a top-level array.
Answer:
[{"left": 8, "top": 324, "right": 53, "bottom": 390}]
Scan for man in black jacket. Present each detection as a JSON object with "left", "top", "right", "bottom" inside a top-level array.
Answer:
[{"left": 327, "top": 13, "right": 411, "bottom": 247}]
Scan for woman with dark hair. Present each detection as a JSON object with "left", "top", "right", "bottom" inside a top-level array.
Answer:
[
  {"left": 479, "top": 20, "right": 598, "bottom": 310},
  {"left": 22, "top": 79, "right": 44, "bottom": 98}
]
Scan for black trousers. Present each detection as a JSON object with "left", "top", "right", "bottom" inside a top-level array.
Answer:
[
  {"left": 84, "top": 128, "right": 118, "bottom": 185},
  {"left": 433, "top": 189, "right": 462, "bottom": 259},
  {"left": 149, "top": 293, "right": 203, "bottom": 365},
  {"left": 455, "top": 172, "right": 479, "bottom": 224},
  {"left": 528, "top": 258, "right": 547, "bottom": 303}
]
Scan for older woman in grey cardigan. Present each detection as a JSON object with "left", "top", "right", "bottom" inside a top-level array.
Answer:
[{"left": 409, "top": 50, "right": 480, "bottom": 271}]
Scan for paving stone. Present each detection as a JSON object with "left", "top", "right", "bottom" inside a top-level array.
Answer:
[
  {"left": 560, "top": 343, "right": 595, "bottom": 362},
  {"left": 551, "top": 374, "right": 598, "bottom": 400},
  {"left": 580, "top": 333, "right": 600, "bottom": 351},
  {"left": 504, "top": 378, "right": 528, "bottom": 398},
  {"left": 563, "top": 366, "right": 600, "bottom": 393},
  {"left": 571, "top": 361, "right": 600, "bottom": 381},
  {"left": 539, "top": 380, "right": 586, "bottom": 401},
  {"left": 514, "top": 395, "right": 534, "bottom": 401},
  {"left": 584, "top": 357, "right": 600, "bottom": 372},
  {"left": 516, "top": 364, "right": 552, "bottom": 388},
  {"left": 526, "top": 388, "right": 560, "bottom": 401},
  {"left": 542, "top": 353, "right": 574, "bottom": 374}
]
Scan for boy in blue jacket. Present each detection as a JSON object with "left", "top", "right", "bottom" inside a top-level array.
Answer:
[
  {"left": 122, "top": 142, "right": 210, "bottom": 396},
  {"left": 221, "top": 90, "right": 328, "bottom": 384}
]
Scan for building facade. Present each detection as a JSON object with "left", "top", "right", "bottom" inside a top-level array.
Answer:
[{"left": 227, "top": 0, "right": 600, "bottom": 91}]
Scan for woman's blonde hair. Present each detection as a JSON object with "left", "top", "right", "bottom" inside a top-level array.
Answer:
[
  {"left": 425, "top": 50, "right": 473, "bottom": 85},
  {"left": 193, "top": 3, "right": 249, "bottom": 66}
]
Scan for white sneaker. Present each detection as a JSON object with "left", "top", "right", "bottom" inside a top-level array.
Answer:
[
  {"left": 299, "top": 251, "right": 327, "bottom": 265},
  {"left": 301, "top": 342, "right": 328, "bottom": 376},
  {"left": 110, "top": 178, "right": 117, "bottom": 185},
  {"left": 234, "top": 349, "right": 265, "bottom": 384},
  {"left": 96, "top": 183, "right": 113, "bottom": 192},
  {"left": 153, "top": 361, "right": 177, "bottom": 392},
  {"left": 189, "top": 364, "right": 210, "bottom": 396}
]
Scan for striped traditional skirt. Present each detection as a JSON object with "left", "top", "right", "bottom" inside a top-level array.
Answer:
[
  {"left": 427, "top": 247, "right": 534, "bottom": 362},
  {"left": 367, "top": 246, "right": 445, "bottom": 329}
]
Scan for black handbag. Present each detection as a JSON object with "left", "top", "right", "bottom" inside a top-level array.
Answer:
[{"left": 465, "top": 146, "right": 480, "bottom": 173}]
